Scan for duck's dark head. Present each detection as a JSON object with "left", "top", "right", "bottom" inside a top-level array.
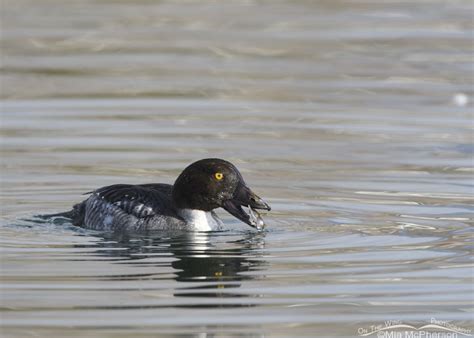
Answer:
[{"left": 172, "top": 158, "right": 271, "bottom": 228}]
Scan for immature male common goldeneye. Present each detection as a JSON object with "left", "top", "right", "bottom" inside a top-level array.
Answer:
[{"left": 54, "top": 158, "right": 271, "bottom": 231}]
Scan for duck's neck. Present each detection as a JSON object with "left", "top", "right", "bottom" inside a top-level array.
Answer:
[{"left": 177, "top": 209, "right": 223, "bottom": 231}]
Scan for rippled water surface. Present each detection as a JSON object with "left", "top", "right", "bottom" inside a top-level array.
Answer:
[{"left": 1, "top": 1, "right": 473, "bottom": 337}]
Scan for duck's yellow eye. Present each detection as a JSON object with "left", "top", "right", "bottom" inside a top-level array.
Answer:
[{"left": 214, "top": 172, "right": 224, "bottom": 180}]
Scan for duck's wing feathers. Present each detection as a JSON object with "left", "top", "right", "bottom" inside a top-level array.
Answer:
[{"left": 90, "top": 183, "right": 175, "bottom": 219}]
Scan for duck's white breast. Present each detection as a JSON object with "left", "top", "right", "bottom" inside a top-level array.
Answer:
[{"left": 177, "top": 209, "right": 224, "bottom": 231}]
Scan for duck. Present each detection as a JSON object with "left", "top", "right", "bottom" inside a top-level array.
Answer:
[{"left": 50, "top": 158, "right": 271, "bottom": 232}]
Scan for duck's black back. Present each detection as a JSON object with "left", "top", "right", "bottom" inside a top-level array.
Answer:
[{"left": 70, "top": 183, "right": 185, "bottom": 231}]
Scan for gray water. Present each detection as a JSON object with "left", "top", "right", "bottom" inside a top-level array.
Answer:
[{"left": 1, "top": 1, "right": 473, "bottom": 337}]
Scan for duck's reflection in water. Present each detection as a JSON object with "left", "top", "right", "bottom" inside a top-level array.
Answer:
[{"left": 83, "top": 230, "right": 268, "bottom": 302}]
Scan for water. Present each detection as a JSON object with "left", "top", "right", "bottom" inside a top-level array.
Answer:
[{"left": 1, "top": 1, "right": 473, "bottom": 337}]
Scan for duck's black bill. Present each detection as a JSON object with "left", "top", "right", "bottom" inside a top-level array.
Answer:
[{"left": 222, "top": 183, "right": 271, "bottom": 228}]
